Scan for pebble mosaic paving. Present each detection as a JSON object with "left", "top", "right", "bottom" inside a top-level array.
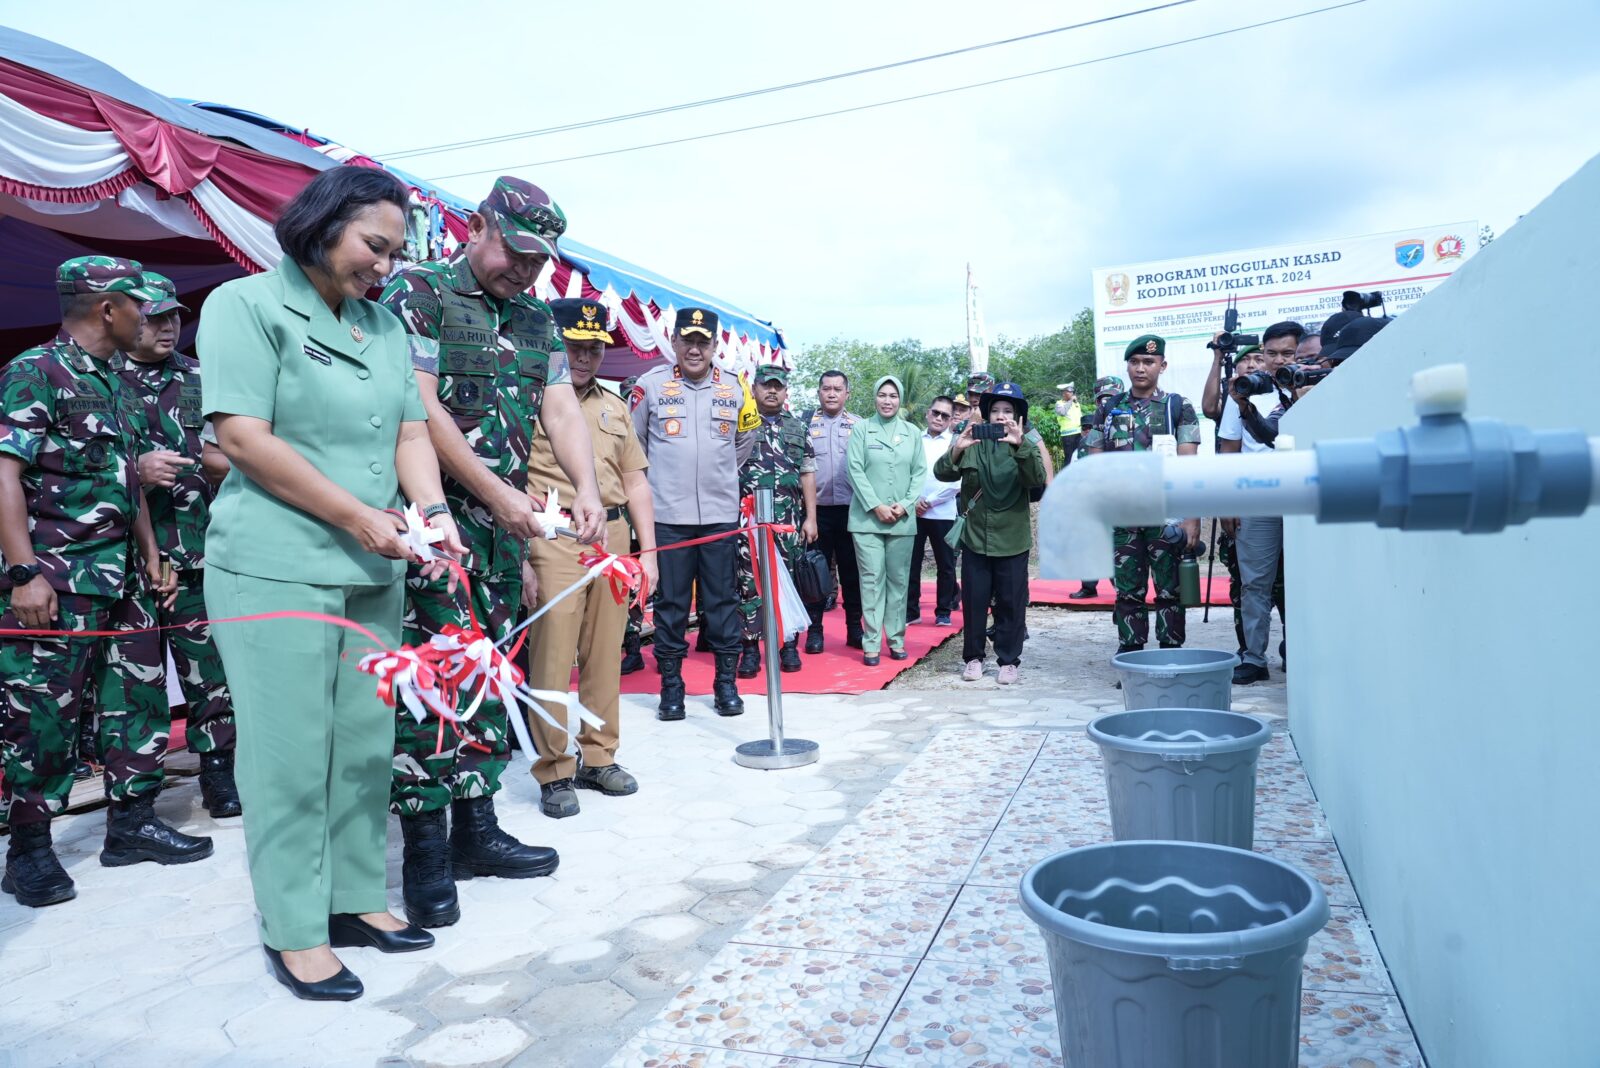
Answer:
[{"left": 610, "top": 726, "right": 1426, "bottom": 1068}]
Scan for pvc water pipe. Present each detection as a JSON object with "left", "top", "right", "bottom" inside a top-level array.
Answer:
[{"left": 1040, "top": 364, "right": 1599, "bottom": 581}]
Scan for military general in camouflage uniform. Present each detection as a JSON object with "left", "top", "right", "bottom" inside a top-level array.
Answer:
[
  {"left": 0, "top": 257, "right": 203, "bottom": 910},
  {"left": 734, "top": 365, "right": 817, "bottom": 678},
  {"left": 1082, "top": 335, "right": 1201, "bottom": 651},
  {"left": 105, "top": 272, "right": 240, "bottom": 821},
  {"left": 378, "top": 176, "right": 603, "bottom": 929}
]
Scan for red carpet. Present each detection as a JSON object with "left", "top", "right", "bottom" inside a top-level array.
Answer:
[
  {"left": 616, "top": 591, "right": 965, "bottom": 697},
  {"left": 1030, "top": 576, "right": 1231, "bottom": 608}
]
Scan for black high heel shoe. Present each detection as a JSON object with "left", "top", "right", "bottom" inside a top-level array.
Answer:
[
  {"left": 329, "top": 912, "right": 435, "bottom": 953},
  {"left": 263, "top": 946, "right": 363, "bottom": 1001}
]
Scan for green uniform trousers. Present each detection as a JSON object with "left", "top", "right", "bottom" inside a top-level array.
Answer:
[
  {"left": 852, "top": 531, "right": 913, "bottom": 657},
  {"left": 391, "top": 565, "right": 521, "bottom": 815},
  {"left": 204, "top": 565, "right": 402, "bottom": 951}
]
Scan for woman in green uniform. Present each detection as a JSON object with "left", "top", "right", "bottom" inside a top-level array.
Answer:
[
  {"left": 199, "top": 167, "right": 465, "bottom": 1001},
  {"left": 845, "top": 375, "right": 926, "bottom": 665}
]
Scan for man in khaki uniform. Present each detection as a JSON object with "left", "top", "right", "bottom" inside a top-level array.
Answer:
[{"left": 524, "top": 300, "right": 656, "bottom": 818}]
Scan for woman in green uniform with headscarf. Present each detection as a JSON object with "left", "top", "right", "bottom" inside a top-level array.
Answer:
[{"left": 845, "top": 375, "right": 926, "bottom": 665}]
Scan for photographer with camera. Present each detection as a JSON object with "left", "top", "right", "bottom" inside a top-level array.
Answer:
[
  {"left": 1082, "top": 335, "right": 1201, "bottom": 653},
  {"left": 1219, "top": 322, "right": 1302, "bottom": 683}
]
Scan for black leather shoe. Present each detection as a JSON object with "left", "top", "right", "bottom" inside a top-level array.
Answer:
[
  {"left": 736, "top": 640, "right": 761, "bottom": 679},
  {"left": 862, "top": 654, "right": 880, "bottom": 667},
  {"left": 540, "top": 778, "right": 580, "bottom": 818},
  {"left": 845, "top": 623, "right": 864, "bottom": 650},
  {"left": 101, "top": 795, "right": 213, "bottom": 866},
  {"left": 804, "top": 628, "right": 824, "bottom": 654},
  {"left": 712, "top": 653, "right": 745, "bottom": 717},
  {"left": 263, "top": 947, "right": 363, "bottom": 1001},
  {"left": 657, "top": 657, "right": 687, "bottom": 721},
  {"left": 1233, "top": 663, "right": 1270, "bottom": 685},
  {"left": 399, "top": 809, "right": 459, "bottom": 927},
  {"left": 2, "top": 822, "right": 76, "bottom": 907},
  {"left": 1116, "top": 644, "right": 1145, "bottom": 654},
  {"left": 888, "top": 649, "right": 909, "bottom": 661},
  {"left": 576, "top": 764, "right": 639, "bottom": 796},
  {"left": 329, "top": 913, "right": 434, "bottom": 953},
  {"left": 450, "top": 796, "right": 559, "bottom": 880},
  {"left": 1067, "top": 584, "right": 1099, "bottom": 600},
  {"left": 1159, "top": 642, "right": 1183, "bottom": 649},
  {"left": 199, "top": 751, "right": 243, "bottom": 819},
  {"left": 779, "top": 640, "right": 802, "bottom": 673}
]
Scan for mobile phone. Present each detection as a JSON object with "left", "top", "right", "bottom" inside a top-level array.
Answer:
[{"left": 971, "top": 422, "right": 1007, "bottom": 440}]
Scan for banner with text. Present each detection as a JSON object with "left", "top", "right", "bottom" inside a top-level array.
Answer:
[{"left": 1091, "top": 222, "right": 1478, "bottom": 434}]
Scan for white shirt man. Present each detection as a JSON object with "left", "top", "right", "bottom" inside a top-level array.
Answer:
[{"left": 906, "top": 397, "right": 961, "bottom": 626}]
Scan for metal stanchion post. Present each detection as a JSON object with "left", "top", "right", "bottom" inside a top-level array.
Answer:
[{"left": 734, "top": 486, "right": 819, "bottom": 770}]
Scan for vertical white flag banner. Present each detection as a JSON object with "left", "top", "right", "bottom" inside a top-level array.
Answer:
[{"left": 966, "top": 263, "right": 990, "bottom": 375}]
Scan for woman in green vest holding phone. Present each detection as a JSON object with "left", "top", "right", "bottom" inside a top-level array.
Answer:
[
  {"left": 846, "top": 375, "right": 926, "bottom": 665},
  {"left": 199, "top": 167, "right": 465, "bottom": 1001}
]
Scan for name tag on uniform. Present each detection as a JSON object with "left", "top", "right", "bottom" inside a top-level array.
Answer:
[
  {"left": 303, "top": 344, "right": 333, "bottom": 366},
  {"left": 868, "top": 441, "right": 885, "bottom": 450}
]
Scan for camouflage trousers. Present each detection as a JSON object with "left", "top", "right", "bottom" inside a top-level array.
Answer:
[
  {"left": 102, "top": 571, "right": 235, "bottom": 754},
  {"left": 1112, "top": 525, "right": 1184, "bottom": 649},
  {"left": 736, "top": 524, "right": 805, "bottom": 641},
  {"left": 391, "top": 565, "right": 522, "bottom": 815},
  {"left": 1218, "top": 530, "right": 1246, "bottom": 654},
  {"left": 0, "top": 590, "right": 169, "bottom": 824}
]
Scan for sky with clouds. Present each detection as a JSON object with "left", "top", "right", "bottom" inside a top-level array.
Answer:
[{"left": 6, "top": 0, "right": 1598, "bottom": 350}]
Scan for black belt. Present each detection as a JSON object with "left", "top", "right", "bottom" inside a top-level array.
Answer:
[{"left": 605, "top": 505, "right": 626, "bottom": 521}]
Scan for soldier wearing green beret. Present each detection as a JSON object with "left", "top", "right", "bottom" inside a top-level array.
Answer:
[
  {"left": 106, "top": 272, "right": 241, "bottom": 821},
  {"left": 1082, "top": 335, "right": 1201, "bottom": 650},
  {"left": 379, "top": 175, "right": 604, "bottom": 927},
  {"left": 734, "top": 364, "right": 817, "bottom": 677},
  {"left": 0, "top": 257, "right": 194, "bottom": 908}
]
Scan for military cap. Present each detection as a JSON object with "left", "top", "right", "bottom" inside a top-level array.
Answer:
[
  {"left": 1123, "top": 334, "right": 1165, "bottom": 360},
  {"left": 482, "top": 176, "right": 566, "bottom": 258},
  {"left": 55, "top": 256, "right": 163, "bottom": 302},
  {"left": 1322, "top": 315, "right": 1391, "bottom": 364},
  {"left": 1237, "top": 343, "right": 1260, "bottom": 359},
  {"left": 1094, "top": 374, "right": 1125, "bottom": 398},
  {"left": 140, "top": 271, "right": 189, "bottom": 316},
  {"left": 549, "top": 298, "right": 613, "bottom": 345},
  {"left": 966, "top": 371, "right": 997, "bottom": 393},
  {"left": 675, "top": 307, "right": 718, "bottom": 339},
  {"left": 754, "top": 364, "right": 788, "bottom": 385}
]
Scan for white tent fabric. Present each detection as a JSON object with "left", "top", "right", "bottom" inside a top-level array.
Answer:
[{"left": 0, "top": 87, "right": 127, "bottom": 189}]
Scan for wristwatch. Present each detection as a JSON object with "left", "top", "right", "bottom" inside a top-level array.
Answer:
[
  {"left": 6, "top": 562, "right": 42, "bottom": 584},
  {"left": 421, "top": 502, "right": 451, "bottom": 521}
]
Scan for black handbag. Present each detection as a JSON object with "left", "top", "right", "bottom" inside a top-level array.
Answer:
[{"left": 794, "top": 548, "right": 835, "bottom": 607}]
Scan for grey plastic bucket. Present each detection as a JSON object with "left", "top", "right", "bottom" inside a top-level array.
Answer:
[
  {"left": 1111, "top": 648, "right": 1239, "bottom": 710},
  {"left": 1088, "top": 708, "right": 1272, "bottom": 849},
  {"left": 1020, "top": 841, "right": 1329, "bottom": 1068}
]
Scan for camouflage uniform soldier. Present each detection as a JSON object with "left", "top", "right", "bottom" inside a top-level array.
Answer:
[
  {"left": 378, "top": 176, "right": 603, "bottom": 929},
  {"left": 1082, "top": 336, "right": 1201, "bottom": 650},
  {"left": 0, "top": 258, "right": 206, "bottom": 909},
  {"left": 105, "top": 272, "right": 240, "bottom": 819},
  {"left": 735, "top": 365, "right": 817, "bottom": 678}
]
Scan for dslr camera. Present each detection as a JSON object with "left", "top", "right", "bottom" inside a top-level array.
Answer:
[
  {"left": 1206, "top": 298, "right": 1259, "bottom": 355},
  {"left": 1343, "top": 290, "right": 1385, "bottom": 311},
  {"left": 970, "top": 422, "right": 1008, "bottom": 441}
]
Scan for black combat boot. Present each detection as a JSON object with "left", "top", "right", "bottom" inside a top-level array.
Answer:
[
  {"left": 712, "top": 653, "right": 745, "bottom": 717},
  {"left": 101, "top": 794, "right": 214, "bottom": 866},
  {"left": 199, "top": 751, "right": 242, "bottom": 819},
  {"left": 804, "top": 624, "right": 824, "bottom": 655},
  {"left": 779, "top": 639, "right": 802, "bottom": 673},
  {"left": 2, "top": 821, "right": 76, "bottom": 907},
  {"left": 619, "top": 632, "right": 645, "bottom": 676},
  {"left": 657, "top": 657, "right": 686, "bottom": 721},
  {"left": 400, "top": 809, "right": 460, "bottom": 927},
  {"left": 845, "top": 619, "right": 864, "bottom": 650},
  {"left": 449, "top": 795, "right": 559, "bottom": 880},
  {"left": 736, "top": 639, "right": 761, "bottom": 679}
]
